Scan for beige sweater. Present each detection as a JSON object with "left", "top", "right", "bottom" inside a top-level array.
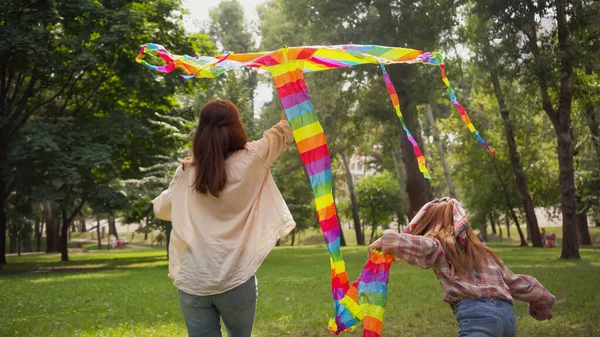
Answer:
[{"left": 153, "top": 120, "right": 296, "bottom": 295}]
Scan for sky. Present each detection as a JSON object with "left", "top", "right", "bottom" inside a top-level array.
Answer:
[
  {"left": 182, "top": 0, "right": 272, "bottom": 116},
  {"left": 182, "top": 0, "right": 266, "bottom": 32}
]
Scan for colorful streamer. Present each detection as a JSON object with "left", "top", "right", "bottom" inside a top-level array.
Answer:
[
  {"left": 380, "top": 63, "right": 430, "bottom": 178},
  {"left": 137, "top": 44, "right": 495, "bottom": 336}
]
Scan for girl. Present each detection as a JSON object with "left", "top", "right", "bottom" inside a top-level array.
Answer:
[
  {"left": 153, "top": 99, "right": 296, "bottom": 337},
  {"left": 369, "top": 197, "right": 555, "bottom": 337}
]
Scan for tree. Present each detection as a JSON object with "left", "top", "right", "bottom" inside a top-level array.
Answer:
[
  {"left": 1, "top": 0, "right": 215, "bottom": 264},
  {"left": 462, "top": 13, "right": 543, "bottom": 247},
  {"left": 474, "top": 0, "right": 581, "bottom": 258},
  {"left": 204, "top": 0, "right": 259, "bottom": 138},
  {"left": 355, "top": 171, "right": 403, "bottom": 243}
]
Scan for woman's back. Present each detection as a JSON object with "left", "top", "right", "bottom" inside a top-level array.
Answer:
[{"left": 154, "top": 118, "right": 295, "bottom": 295}]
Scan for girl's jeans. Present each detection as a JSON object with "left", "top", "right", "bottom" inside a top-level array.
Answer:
[
  {"left": 179, "top": 275, "right": 257, "bottom": 337},
  {"left": 454, "top": 299, "right": 517, "bottom": 337}
]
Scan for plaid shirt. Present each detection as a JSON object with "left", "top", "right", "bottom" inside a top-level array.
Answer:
[{"left": 381, "top": 232, "right": 556, "bottom": 320}]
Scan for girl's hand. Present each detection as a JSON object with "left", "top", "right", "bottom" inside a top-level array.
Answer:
[
  {"left": 281, "top": 110, "right": 286, "bottom": 121},
  {"left": 368, "top": 238, "right": 382, "bottom": 255}
]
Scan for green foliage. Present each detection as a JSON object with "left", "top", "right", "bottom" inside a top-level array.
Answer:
[
  {"left": 196, "top": 0, "right": 260, "bottom": 139},
  {"left": 1, "top": 0, "right": 216, "bottom": 261},
  {"left": 355, "top": 171, "right": 403, "bottom": 231}
]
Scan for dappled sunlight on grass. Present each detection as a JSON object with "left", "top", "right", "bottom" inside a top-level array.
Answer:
[{"left": 26, "top": 271, "right": 120, "bottom": 284}]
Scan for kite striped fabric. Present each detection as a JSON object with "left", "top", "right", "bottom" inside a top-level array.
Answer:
[
  {"left": 137, "top": 44, "right": 495, "bottom": 336},
  {"left": 380, "top": 64, "right": 430, "bottom": 178}
]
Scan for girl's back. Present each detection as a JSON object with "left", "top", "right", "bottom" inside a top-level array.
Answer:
[{"left": 370, "top": 198, "right": 555, "bottom": 337}]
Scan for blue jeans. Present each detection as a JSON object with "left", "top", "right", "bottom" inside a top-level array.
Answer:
[
  {"left": 454, "top": 299, "right": 517, "bottom": 337},
  {"left": 179, "top": 276, "right": 257, "bottom": 337}
]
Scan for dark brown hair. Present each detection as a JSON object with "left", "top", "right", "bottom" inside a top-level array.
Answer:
[
  {"left": 410, "top": 202, "right": 502, "bottom": 275},
  {"left": 181, "top": 99, "right": 247, "bottom": 197}
]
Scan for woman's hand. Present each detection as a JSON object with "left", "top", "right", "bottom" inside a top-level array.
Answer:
[
  {"left": 368, "top": 238, "right": 382, "bottom": 255},
  {"left": 281, "top": 110, "right": 286, "bottom": 121}
]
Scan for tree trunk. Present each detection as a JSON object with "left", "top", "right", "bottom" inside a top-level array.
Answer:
[
  {"left": 489, "top": 156, "right": 527, "bottom": 246},
  {"left": 60, "top": 201, "right": 86, "bottom": 261},
  {"left": 391, "top": 146, "right": 410, "bottom": 224},
  {"left": 506, "top": 214, "right": 511, "bottom": 238},
  {"left": 96, "top": 219, "right": 102, "bottom": 250},
  {"left": 60, "top": 208, "right": 70, "bottom": 262},
  {"left": 22, "top": 226, "right": 32, "bottom": 253},
  {"left": 17, "top": 225, "right": 21, "bottom": 257},
  {"left": 340, "top": 151, "right": 364, "bottom": 245},
  {"left": 34, "top": 219, "right": 40, "bottom": 252},
  {"left": 9, "top": 221, "right": 17, "bottom": 253},
  {"left": 426, "top": 104, "right": 456, "bottom": 198},
  {"left": 165, "top": 228, "right": 171, "bottom": 258},
  {"left": 526, "top": 0, "right": 579, "bottom": 258},
  {"left": 45, "top": 202, "right": 60, "bottom": 253},
  {"left": 577, "top": 206, "right": 592, "bottom": 245},
  {"left": 36, "top": 219, "right": 43, "bottom": 252},
  {"left": 290, "top": 229, "right": 296, "bottom": 246},
  {"left": 0, "top": 204, "right": 5, "bottom": 265},
  {"left": 480, "top": 219, "right": 488, "bottom": 242},
  {"left": 485, "top": 44, "right": 542, "bottom": 247},
  {"left": 555, "top": 125, "right": 579, "bottom": 258},
  {"left": 510, "top": 209, "right": 527, "bottom": 246},
  {"left": 79, "top": 216, "right": 87, "bottom": 232},
  {"left": 369, "top": 210, "right": 377, "bottom": 244},
  {"left": 331, "top": 171, "right": 346, "bottom": 247},
  {"left": 143, "top": 217, "right": 148, "bottom": 241},
  {"left": 108, "top": 215, "right": 118, "bottom": 237},
  {"left": 0, "top": 135, "right": 7, "bottom": 265},
  {"left": 507, "top": 212, "right": 527, "bottom": 246},
  {"left": 490, "top": 216, "right": 497, "bottom": 234},
  {"left": 389, "top": 65, "right": 432, "bottom": 217},
  {"left": 498, "top": 221, "right": 503, "bottom": 238},
  {"left": 584, "top": 66, "right": 600, "bottom": 154}
]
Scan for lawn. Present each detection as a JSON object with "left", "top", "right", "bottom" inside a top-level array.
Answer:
[{"left": 1, "top": 243, "right": 599, "bottom": 337}]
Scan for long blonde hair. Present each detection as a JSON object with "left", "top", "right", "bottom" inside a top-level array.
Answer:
[{"left": 410, "top": 201, "right": 501, "bottom": 275}]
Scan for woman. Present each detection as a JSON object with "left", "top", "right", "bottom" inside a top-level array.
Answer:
[
  {"left": 153, "top": 99, "right": 296, "bottom": 337},
  {"left": 369, "top": 198, "right": 555, "bottom": 337}
]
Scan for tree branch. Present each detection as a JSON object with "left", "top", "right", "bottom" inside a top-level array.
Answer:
[
  {"left": 524, "top": 0, "right": 558, "bottom": 125},
  {"left": 6, "top": 69, "right": 39, "bottom": 141},
  {"left": 0, "top": 64, "right": 6, "bottom": 114},
  {"left": 7, "top": 73, "right": 25, "bottom": 107},
  {"left": 68, "top": 198, "right": 87, "bottom": 224},
  {"left": 555, "top": 0, "right": 574, "bottom": 126},
  {"left": 23, "top": 71, "right": 76, "bottom": 118}
]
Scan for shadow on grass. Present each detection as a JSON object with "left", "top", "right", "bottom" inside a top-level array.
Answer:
[{"left": 1, "top": 251, "right": 167, "bottom": 276}]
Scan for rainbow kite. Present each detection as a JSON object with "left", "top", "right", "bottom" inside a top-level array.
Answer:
[{"left": 137, "top": 44, "right": 495, "bottom": 336}]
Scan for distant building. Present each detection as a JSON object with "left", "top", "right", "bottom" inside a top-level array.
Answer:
[{"left": 348, "top": 154, "right": 377, "bottom": 182}]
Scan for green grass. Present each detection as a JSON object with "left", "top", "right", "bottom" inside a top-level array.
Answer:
[{"left": 1, "top": 244, "right": 599, "bottom": 337}]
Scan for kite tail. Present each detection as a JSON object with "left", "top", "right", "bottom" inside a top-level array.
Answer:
[
  {"left": 427, "top": 53, "right": 496, "bottom": 155},
  {"left": 271, "top": 62, "right": 394, "bottom": 336},
  {"left": 380, "top": 64, "right": 431, "bottom": 179},
  {"left": 270, "top": 63, "right": 353, "bottom": 328}
]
